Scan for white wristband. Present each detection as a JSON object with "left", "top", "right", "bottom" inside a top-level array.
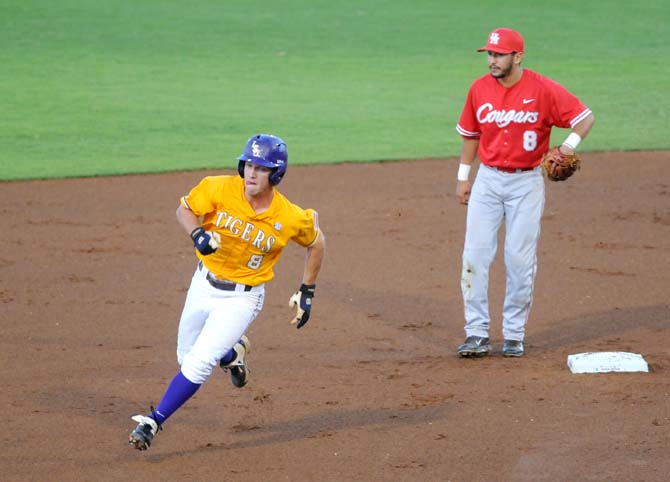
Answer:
[
  {"left": 457, "top": 163, "right": 471, "bottom": 181},
  {"left": 562, "top": 132, "right": 582, "bottom": 150}
]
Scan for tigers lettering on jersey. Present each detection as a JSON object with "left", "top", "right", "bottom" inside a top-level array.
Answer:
[{"left": 214, "top": 211, "right": 276, "bottom": 253}]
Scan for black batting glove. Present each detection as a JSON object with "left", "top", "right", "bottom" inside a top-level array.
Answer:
[
  {"left": 190, "top": 227, "right": 221, "bottom": 255},
  {"left": 289, "top": 284, "right": 316, "bottom": 329}
]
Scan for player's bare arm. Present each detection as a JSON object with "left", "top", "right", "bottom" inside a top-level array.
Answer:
[
  {"left": 302, "top": 231, "right": 326, "bottom": 285},
  {"left": 289, "top": 231, "right": 326, "bottom": 329},
  {"left": 456, "top": 138, "right": 479, "bottom": 205},
  {"left": 558, "top": 113, "right": 595, "bottom": 155},
  {"left": 176, "top": 204, "right": 200, "bottom": 234}
]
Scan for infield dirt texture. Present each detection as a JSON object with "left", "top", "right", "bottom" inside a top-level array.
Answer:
[{"left": 1, "top": 152, "right": 669, "bottom": 481}]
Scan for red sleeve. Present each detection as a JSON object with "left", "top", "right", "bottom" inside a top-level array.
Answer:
[
  {"left": 456, "top": 82, "right": 481, "bottom": 138},
  {"left": 546, "top": 78, "right": 591, "bottom": 129}
]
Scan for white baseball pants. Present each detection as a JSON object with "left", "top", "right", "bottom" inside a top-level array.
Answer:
[
  {"left": 177, "top": 265, "right": 264, "bottom": 384},
  {"left": 461, "top": 164, "right": 545, "bottom": 341}
]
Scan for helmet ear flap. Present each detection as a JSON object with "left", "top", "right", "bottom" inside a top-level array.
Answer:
[
  {"left": 269, "top": 169, "right": 283, "bottom": 185},
  {"left": 238, "top": 160, "right": 283, "bottom": 185}
]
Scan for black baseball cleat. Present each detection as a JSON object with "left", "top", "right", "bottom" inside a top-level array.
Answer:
[
  {"left": 220, "top": 335, "right": 250, "bottom": 387},
  {"left": 129, "top": 415, "right": 160, "bottom": 451},
  {"left": 457, "top": 336, "right": 492, "bottom": 358},
  {"left": 502, "top": 339, "right": 525, "bottom": 357}
]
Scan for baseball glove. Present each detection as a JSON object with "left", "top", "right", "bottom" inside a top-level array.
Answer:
[{"left": 541, "top": 146, "right": 581, "bottom": 182}]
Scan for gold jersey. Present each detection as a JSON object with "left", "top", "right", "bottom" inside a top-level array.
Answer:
[{"left": 180, "top": 175, "right": 320, "bottom": 285}]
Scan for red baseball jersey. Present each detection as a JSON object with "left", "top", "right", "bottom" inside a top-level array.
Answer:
[{"left": 456, "top": 68, "right": 591, "bottom": 169}]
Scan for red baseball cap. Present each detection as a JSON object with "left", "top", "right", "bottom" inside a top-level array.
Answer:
[{"left": 477, "top": 28, "right": 524, "bottom": 54}]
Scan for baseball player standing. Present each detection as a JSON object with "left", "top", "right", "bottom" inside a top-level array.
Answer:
[
  {"left": 128, "top": 134, "right": 326, "bottom": 450},
  {"left": 454, "top": 28, "right": 594, "bottom": 358}
]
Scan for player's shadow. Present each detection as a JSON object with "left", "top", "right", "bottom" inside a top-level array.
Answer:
[
  {"left": 146, "top": 403, "right": 448, "bottom": 460},
  {"left": 527, "top": 303, "right": 669, "bottom": 350}
]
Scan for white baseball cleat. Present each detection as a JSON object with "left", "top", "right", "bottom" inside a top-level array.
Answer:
[
  {"left": 221, "top": 335, "right": 251, "bottom": 388},
  {"left": 129, "top": 415, "right": 159, "bottom": 451}
]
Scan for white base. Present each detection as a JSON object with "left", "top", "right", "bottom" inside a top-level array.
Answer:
[{"left": 567, "top": 351, "right": 649, "bottom": 374}]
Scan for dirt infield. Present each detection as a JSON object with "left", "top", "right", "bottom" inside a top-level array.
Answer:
[{"left": 1, "top": 151, "right": 669, "bottom": 482}]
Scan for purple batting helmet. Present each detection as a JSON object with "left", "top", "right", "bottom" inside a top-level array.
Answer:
[{"left": 237, "top": 134, "right": 288, "bottom": 185}]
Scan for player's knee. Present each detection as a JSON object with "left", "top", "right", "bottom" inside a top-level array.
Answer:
[
  {"left": 464, "top": 248, "right": 495, "bottom": 267},
  {"left": 506, "top": 252, "right": 532, "bottom": 271},
  {"left": 180, "top": 353, "right": 216, "bottom": 384},
  {"left": 176, "top": 349, "right": 187, "bottom": 366}
]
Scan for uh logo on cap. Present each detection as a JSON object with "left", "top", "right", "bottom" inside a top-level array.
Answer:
[{"left": 477, "top": 28, "right": 524, "bottom": 54}]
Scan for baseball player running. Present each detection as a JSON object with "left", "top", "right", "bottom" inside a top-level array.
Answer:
[
  {"left": 455, "top": 28, "right": 594, "bottom": 358},
  {"left": 129, "top": 134, "right": 326, "bottom": 450}
]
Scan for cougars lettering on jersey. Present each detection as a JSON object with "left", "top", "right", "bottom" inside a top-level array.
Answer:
[
  {"left": 456, "top": 68, "right": 592, "bottom": 169},
  {"left": 180, "top": 176, "right": 320, "bottom": 285}
]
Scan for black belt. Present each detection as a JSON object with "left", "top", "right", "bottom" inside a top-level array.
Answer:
[
  {"left": 490, "top": 165, "right": 536, "bottom": 173},
  {"left": 198, "top": 261, "right": 252, "bottom": 292}
]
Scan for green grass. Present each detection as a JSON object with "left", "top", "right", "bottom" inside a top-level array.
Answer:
[{"left": 1, "top": 0, "right": 668, "bottom": 180}]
